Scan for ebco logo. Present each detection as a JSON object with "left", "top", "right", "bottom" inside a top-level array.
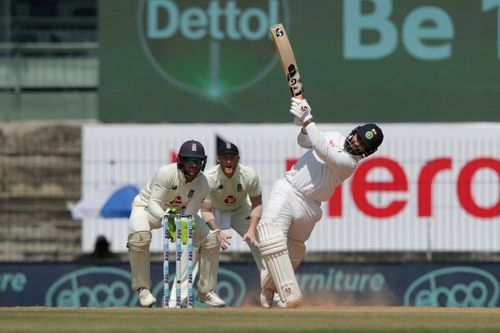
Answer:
[
  {"left": 403, "top": 267, "right": 500, "bottom": 307},
  {"left": 138, "top": 0, "right": 290, "bottom": 98},
  {"left": 45, "top": 267, "right": 136, "bottom": 307},
  {"left": 152, "top": 267, "right": 247, "bottom": 306}
]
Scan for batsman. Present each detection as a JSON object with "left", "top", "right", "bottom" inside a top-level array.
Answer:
[
  {"left": 257, "top": 98, "right": 384, "bottom": 308},
  {"left": 127, "top": 140, "right": 224, "bottom": 307}
]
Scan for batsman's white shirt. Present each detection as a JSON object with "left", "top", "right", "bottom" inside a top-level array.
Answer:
[
  {"left": 129, "top": 163, "right": 208, "bottom": 239},
  {"left": 262, "top": 123, "right": 360, "bottom": 242}
]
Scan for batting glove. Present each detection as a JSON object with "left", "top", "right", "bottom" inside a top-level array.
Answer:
[{"left": 289, "top": 97, "right": 313, "bottom": 123}]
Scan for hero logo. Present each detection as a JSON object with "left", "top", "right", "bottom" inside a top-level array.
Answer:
[
  {"left": 138, "top": 0, "right": 290, "bottom": 98},
  {"left": 404, "top": 267, "right": 500, "bottom": 307}
]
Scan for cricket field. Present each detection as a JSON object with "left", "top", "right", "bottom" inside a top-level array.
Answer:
[{"left": 2, "top": 306, "right": 500, "bottom": 333}]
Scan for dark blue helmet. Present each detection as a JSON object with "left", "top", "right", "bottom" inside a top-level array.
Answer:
[
  {"left": 344, "top": 123, "right": 383, "bottom": 157},
  {"left": 177, "top": 140, "right": 207, "bottom": 171}
]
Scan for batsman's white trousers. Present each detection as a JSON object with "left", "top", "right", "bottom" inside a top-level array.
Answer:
[{"left": 261, "top": 178, "right": 322, "bottom": 243}]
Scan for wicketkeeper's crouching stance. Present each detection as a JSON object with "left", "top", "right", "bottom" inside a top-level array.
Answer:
[
  {"left": 127, "top": 140, "right": 224, "bottom": 307},
  {"left": 257, "top": 97, "right": 384, "bottom": 308}
]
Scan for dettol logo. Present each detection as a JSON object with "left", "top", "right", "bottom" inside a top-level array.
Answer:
[{"left": 138, "top": 0, "right": 290, "bottom": 98}]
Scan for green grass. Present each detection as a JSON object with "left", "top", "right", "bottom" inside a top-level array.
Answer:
[{"left": 2, "top": 306, "right": 500, "bottom": 333}]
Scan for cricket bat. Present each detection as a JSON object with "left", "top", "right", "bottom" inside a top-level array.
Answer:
[{"left": 270, "top": 23, "right": 304, "bottom": 99}]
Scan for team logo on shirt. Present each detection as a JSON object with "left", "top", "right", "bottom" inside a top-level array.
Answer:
[
  {"left": 237, "top": 184, "right": 242, "bottom": 192},
  {"left": 218, "top": 184, "right": 224, "bottom": 190},
  {"left": 188, "top": 190, "right": 194, "bottom": 199},
  {"left": 224, "top": 195, "right": 237, "bottom": 205},
  {"left": 169, "top": 196, "right": 182, "bottom": 205}
]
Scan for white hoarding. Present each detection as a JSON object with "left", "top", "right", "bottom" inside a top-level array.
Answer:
[{"left": 80, "top": 123, "right": 500, "bottom": 253}]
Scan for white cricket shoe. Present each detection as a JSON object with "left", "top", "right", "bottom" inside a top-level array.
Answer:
[
  {"left": 197, "top": 290, "right": 226, "bottom": 307},
  {"left": 139, "top": 288, "right": 156, "bottom": 307},
  {"left": 263, "top": 291, "right": 302, "bottom": 309},
  {"left": 260, "top": 288, "right": 275, "bottom": 308}
]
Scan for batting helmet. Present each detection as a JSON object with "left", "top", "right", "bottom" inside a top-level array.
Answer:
[{"left": 344, "top": 123, "right": 383, "bottom": 157}]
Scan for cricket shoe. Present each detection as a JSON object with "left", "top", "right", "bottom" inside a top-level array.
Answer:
[
  {"left": 138, "top": 288, "right": 156, "bottom": 307},
  {"left": 265, "top": 291, "right": 302, "bottom": 309},
  {"left": 197, "top": 290, "right": 226, "bottom": 307}
]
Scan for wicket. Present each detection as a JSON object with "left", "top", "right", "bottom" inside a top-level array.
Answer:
[{"left": 162, "top": 214, "right": 194, "bottom": 308}]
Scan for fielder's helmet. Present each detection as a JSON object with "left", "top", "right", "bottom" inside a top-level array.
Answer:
[
  {"left": 177, "top": 140, "right": 207, "bottom": 171},
  {"left": 344, "top": 123, "right": 383, "bottom": 157}
]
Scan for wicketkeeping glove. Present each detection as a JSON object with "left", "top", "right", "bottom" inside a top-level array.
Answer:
[
  {"left": 164, "top": 208, "right": 196, "bottom": 245},
  {"left": 167, "top": 216, "right": 196, "bottom": 245},
  {"left": 289, "top": 97, "right": 313, "bottom": 123}
]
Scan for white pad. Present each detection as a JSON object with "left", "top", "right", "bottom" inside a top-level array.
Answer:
[
  {"left": 257, "top": 221, "right": 302, "bottom": 306},
  {"left": 260, "top": 238, "right": 306, "bottom": 292},
  {"left": 198, "top": 229, "right": 221, "bottom": 294},
  {"left": 127, "top": 231, "right": 152, "bottom": 291}
]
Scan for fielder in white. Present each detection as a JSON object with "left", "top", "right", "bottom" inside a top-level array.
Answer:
[
  {"left": 257, "top": 97, "right": 384, "bottom": 308},
  {"left": 172, "top": 140, "right": 264, "bottom": 306},
  {"left": 203, "top": 141, "right": 264, "bottom": 268},
  {"left": 127, "top": 140, "right": 224, "bottom": 307}
]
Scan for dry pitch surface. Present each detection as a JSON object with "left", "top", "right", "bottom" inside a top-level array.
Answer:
[{"left": 2, "top": 306, "right": 500, "bottom": 333}]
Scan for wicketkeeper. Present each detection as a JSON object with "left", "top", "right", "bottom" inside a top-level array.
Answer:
[
  {"left": 170, "top": 139, "right": 264, "bottom": 307},
  {"left": 257, "top": 97, "right": 384, "bottom": 308},
  {"left": 127, "top": 140, "right": 224, "bottom": 307}
]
